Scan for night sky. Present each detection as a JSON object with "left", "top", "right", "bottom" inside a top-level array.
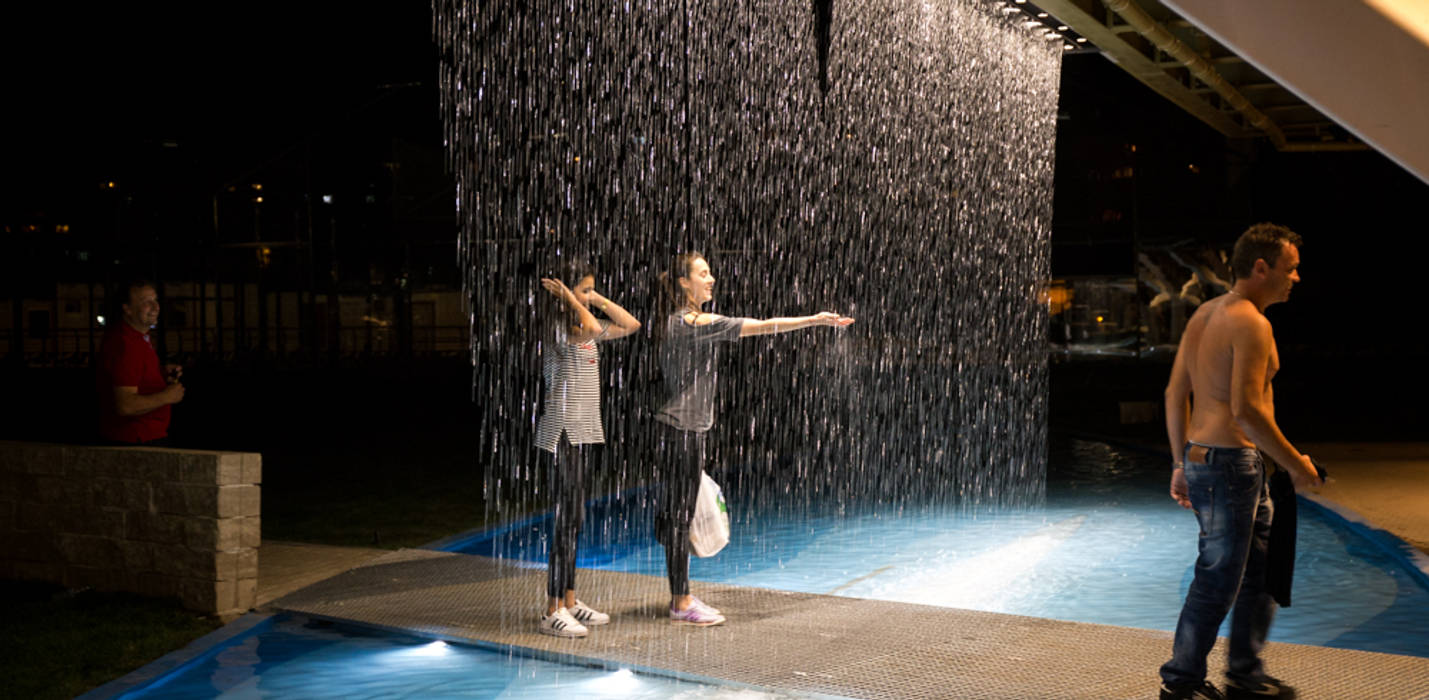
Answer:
[{"left": 5, "top": 3, "right": 436, "bottom": 212}]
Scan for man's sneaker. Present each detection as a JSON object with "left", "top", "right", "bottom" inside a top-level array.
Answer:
[
  {"left": 670, "top": 603, "right": 725, "bottom": 626},
  {"left": 538, "top": 608, "right": 588, "bottom": 638},
  {"left": 688, "top": 596, "right": 721, "bottom": 616},
  {"left": 1225, "top": 676, "right": 1296, "bottom": 699},
  {"left": 1160, "top": 680, "right": 1226, "bottom": 700},
  {"left": 568, "top": 599, "right": 610, "bottom": 626}
]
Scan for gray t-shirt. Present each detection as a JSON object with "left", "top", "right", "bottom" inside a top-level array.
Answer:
[{"left": 654, "top": 313, "right": 746, "bottom": 432}]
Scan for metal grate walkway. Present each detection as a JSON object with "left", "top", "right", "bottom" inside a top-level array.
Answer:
[{"left": 270, "top": 549, "right": 1429, "bottom": 699}]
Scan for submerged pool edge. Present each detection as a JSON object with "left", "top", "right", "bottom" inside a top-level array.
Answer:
[
  {"left": 1302, "top": 494, "right": 1429, "bottom": 593},
  {"left": 1058, "top": 432, "right": 1429, "bottom": 597},
  {"left": 278, "top": 609, "right": 857, "bottom": 700},
  {"left": 93, "top": 488, "right": 1429, "bottom": 699},
  {"left": 76, "top": 612, "right": 277, "bottom": 700},
  {"left": 91, "top": 607, "right": 855, "bottom": 700}
]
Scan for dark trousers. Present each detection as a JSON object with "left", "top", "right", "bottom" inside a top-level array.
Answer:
[
  {"left": 1161, "top": 444, "right": 1276, "bottom": 686},
  {"left": 654, "top": 425, "right": 706, "bottom": 596},
  {"left": 546, "top": 438, "right": 589, "bottom": 599}
]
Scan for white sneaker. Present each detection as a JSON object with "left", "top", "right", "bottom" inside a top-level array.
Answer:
[
  {"left": 538, "top": 608, "right": 588, "bottom": 638},
  {"left": 568, "top": 599, "right": 610, "bottom": 626}
]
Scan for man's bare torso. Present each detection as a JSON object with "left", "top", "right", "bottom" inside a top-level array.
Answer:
[{"left": 1181, "top": 293, "right": 1277, "bottom": 449}]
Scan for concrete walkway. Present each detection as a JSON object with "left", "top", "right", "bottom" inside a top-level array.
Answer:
[
  {"left": 256, "top": 540, "right": 387, "bottom": 608},
  {"left": 1302, "top": 442, "right": 1429, "bottom": 553},
  {"left": 270, "top": 549, "right": 1429, "bottom": 700},
  {"left": 248, "top": 442, "right": 1429, "bottom": 698}
]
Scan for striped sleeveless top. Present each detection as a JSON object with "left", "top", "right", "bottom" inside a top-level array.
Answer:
[{"left": 534, "top": 321, "right": 609, "bottom": 453}]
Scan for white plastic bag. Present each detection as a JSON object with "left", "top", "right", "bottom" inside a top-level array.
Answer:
[{"left": 689, "top": 471, "right": 730, "bottom": 557}]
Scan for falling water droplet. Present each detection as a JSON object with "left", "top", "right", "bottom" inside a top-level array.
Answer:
[{"left": 434, "top": 0, "right": 1060, "bottom": 651}]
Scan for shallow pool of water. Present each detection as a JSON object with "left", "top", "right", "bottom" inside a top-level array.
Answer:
[
  {"left": 121, "top": 616, "right": 811, "bottom": 699},
  {"left": 457, "top": 439, "right": 1429, "bottom": 657},
  {"left": 122, "top": 439, "right": 1428, "bottom": 698}
]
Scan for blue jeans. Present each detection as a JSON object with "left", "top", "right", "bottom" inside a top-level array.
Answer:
[{"left": 1160, "top": 444, "right": 1277, "bottom": 686}]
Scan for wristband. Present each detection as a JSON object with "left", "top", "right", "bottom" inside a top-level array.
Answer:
[{"left": 1172, "top": 463, "right": 1185, "bottom": 470}]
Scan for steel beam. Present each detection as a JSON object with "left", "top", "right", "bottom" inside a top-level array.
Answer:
[{"left": 1034, "top": 0, "right": 1255, "bottom": 138}]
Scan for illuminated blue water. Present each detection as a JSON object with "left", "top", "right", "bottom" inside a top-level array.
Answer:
[
  {"left": 119, "top": 617, "right": 805, "bottom": 699},
  {"left": 458, "top": 439, "right": 1429, "bottom": 658},
  {"left": 120, "top": 439, "right": 1428, "bottom": 698}
]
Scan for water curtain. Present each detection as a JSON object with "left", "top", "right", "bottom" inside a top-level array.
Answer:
[{"left": 435, "top": 0, "right": 1060, "bottom": 514}]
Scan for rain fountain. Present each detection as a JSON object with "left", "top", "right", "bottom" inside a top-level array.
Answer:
[
  {"left": 427, "top": 0, "right": 1065, "bottom": 679},
  {"left": 435, "top": 0, "right": 1060, "bottom": 519},
  {"left": 87, "top": 6, "right": 1429, "bottom": 697}
]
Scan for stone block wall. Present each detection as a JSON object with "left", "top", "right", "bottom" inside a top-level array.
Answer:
[{"left": 0, "top": 442, "right": 260, "bottom": 617}]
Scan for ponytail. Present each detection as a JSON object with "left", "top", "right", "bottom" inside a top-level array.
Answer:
[{"left": 654, "top": 251, "right": 703, "bottom": 343}]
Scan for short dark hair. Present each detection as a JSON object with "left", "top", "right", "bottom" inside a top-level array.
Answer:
[
  {"left": 111, "top": 278, "right": 155, "bottom": 317},
  {"left": 1230, "top": 223, "right": 1301, "bottom": 280}
]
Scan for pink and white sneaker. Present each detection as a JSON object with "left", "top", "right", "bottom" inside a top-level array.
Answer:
[
  {"left": 688, "top": 596, "right": 721, "bottom": 616},
  {"left": 670, "top": 602, "right": 726, "bottom": 626}
]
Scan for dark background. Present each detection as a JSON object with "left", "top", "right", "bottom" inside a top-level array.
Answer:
[{"left": 3, "top": 3, "right": 1425, "bottom": 528}]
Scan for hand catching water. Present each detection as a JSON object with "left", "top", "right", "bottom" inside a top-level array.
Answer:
[{"left": 814, "top": 311, "right": 855, "bottom": 327}]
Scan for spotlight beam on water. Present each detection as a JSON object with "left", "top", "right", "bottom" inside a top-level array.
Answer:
[{"left": 890, "top": 514, "right": 1088, "bottom": 611}]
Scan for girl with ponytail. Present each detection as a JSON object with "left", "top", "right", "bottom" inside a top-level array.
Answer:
[{"left": 652, "top": 252, "right": 854, "bottom": 626}]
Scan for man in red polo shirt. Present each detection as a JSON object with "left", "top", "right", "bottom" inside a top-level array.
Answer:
[{"left": 97, "top": 280, "right": 185, "bottom": 445}]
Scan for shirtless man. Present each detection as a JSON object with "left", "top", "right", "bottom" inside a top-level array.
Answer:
[{"left": 1158, "top": 223, "right": 1323, "bottom": 700}]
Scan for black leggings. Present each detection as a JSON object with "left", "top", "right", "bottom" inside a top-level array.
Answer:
[
  {"left": 547, "top": 438, "right": 589, "bottom": 599},
  {"left": 654, "top": 426, "right": 706, "bottom": 597}
]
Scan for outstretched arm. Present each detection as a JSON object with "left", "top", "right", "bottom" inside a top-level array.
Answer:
[
  {"left": 739, "top": 311, "right": 854, "bottom": 337},
  {"left": 587, "top": 291, "right": 641, "bottom": 340}
]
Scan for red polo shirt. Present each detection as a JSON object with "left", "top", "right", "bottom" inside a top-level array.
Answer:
[{"left": 97, "top": 323, "right": 170, "bottom": 443}]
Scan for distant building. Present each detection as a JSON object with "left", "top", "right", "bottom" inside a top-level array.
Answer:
[{"left": 1, "top": 282, "right": 470, "bottom": 367}]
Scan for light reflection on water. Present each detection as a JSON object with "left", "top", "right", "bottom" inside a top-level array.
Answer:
[
  {"left": 128, "top": 439, "right": 1428, "bottom": 699},
  {"left": 129, "top": 619, "right": 815, "bottom": 699},
  {"left": 459, "top": 439, "right": 1429, "bottom": 658}
]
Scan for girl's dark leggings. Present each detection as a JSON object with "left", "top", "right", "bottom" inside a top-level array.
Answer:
[
  {"left": 654, "top": 425, "right": 705, "bottom": 597},
  {"left": 547, "top": 438, "right": 588, "bottom": 599}
]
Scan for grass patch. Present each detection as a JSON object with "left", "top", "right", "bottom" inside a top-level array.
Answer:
[
  {"left": 0, "top": 581, "right": 222, "bottom": 700},
  {"left": 262, "top": 465, "right": 495, "bottom": 548},
  {"left": 255, "top": 428, "right": 536, "bottom": 549}
]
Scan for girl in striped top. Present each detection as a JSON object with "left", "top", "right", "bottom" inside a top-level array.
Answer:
[{"left": 535, "top": 261, "right": 641, "bottom": 638}]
